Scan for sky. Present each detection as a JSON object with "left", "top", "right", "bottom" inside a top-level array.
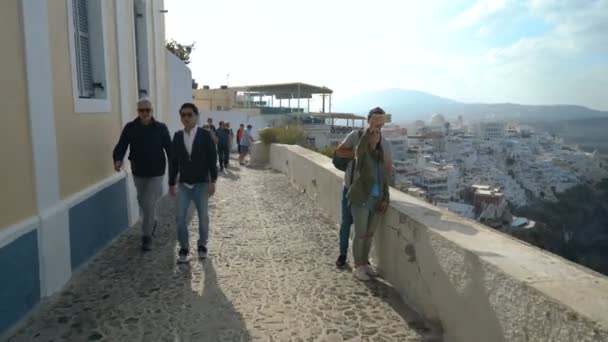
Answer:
[{"left": 165, "top": 0, "right": 608, "bottom": 111}]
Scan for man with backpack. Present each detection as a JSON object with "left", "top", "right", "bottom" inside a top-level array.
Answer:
[{"left": 334, "top": 107, "right": 392, "bottom": 268}]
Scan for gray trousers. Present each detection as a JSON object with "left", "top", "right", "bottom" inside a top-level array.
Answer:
[
  {"left": 133, "top": 176, "right": 163, "bottom": 238},
  {"left": 351, "top": 197, "right": 382, "bottom": 266}
]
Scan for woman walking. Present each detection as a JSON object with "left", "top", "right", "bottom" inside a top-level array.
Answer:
[{"left": 347, "top": 114, "right": 390, "bottom": 281}]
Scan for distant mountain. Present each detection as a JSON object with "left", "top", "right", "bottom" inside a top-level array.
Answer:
[
  {"left": 532, "top": 117, "right": 608, "bottom": 154},
  {"left": 334, "top": 89, "right": 608, "bottom": 124}
]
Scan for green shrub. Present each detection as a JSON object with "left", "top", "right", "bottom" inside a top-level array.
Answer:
[
  {"left": 316, "top": 146, "right": 336, "bottom": 158},
  {"left": 258, "top": 126, "right": 337, "bottom": 159},
  {"left": 259, "top": 126, "right": 306, "bottom": 145},
  {"left": 258, "top": 128, "right": 277, "bottom": 144}
]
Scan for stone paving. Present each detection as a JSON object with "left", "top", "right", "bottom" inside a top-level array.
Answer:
[{"left": 6, "top": 159, "right": 441, "bottom": 342}]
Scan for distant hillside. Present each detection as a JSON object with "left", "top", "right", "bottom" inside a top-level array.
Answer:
[
  {"left": 512, "top": 180, "right": 608, "bottom": 276},
  {"left": 334, "top": 89, "right": 608, "bottom": 124},
  {"left": 532, "top": 117, "right": 608, "bottom": 154}
]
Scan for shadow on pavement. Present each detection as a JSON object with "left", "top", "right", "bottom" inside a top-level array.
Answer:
[
  {"left": 167, "top": 258, "right": 250, "bottom": 342},
  {"left": 221, "top": 168, "right": 241, "bottom": 181},
  {"left": 363, "top": 276, "right": 444, "bottom": 341}
]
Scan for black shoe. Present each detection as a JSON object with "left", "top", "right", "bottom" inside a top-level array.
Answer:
[
  {"left": 178, "top": 248, "right": 189, "bottom": 263},
  {"left": 336, "top": 255, "right": 347, "bottom": 268},
  {"left": 142, "top": 236, "right": 152, "bottom": 252},
  {"left": 198, "top": 245, "right": 208, "bottom": 259}
]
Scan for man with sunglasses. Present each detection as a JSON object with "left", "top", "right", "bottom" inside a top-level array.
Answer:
[
  {"left": 169, "top": 103, "right": 218, "bottom": 263},
  {"left": 113, "top": 98, "right": 172, "bottom": 252}
]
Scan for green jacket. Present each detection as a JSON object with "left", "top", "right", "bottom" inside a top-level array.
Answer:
[{"left": 347, "top": 129, "right": 390, "bottom": 206}]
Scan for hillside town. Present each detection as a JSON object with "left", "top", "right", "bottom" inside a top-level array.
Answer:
[
  {"left": 384, "top": 114, "right": 608, "bottom": 230},
  {"left": 188, "top": 85, "right": 607, "bottom": 232}
]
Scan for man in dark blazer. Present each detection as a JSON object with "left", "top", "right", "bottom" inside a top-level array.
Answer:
[{"left": 169, "top": 103, "right": 218, "bottom": 263}]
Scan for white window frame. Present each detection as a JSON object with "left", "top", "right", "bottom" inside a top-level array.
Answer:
[{"left": 66, "top": 0, "right": 112, "bottom": 113}]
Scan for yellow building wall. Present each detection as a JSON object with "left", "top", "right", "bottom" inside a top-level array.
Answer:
[
  {"left": 49, "top": 0, "right": 125, "bottom": 198},
  {"left": 194, "top": 99, "right": 212, "bottom": 112},
  {"left": 193, "top": 89, "right": 237, "bottom": 111},
  {"left": 0, "top": 0, "right": 38, "bottom": 229}
]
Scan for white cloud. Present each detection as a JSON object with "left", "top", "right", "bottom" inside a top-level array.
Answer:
[
  {"left": 167, "top": 0, "right": 608, "bottom": 110},
  {"left": 528, "top": 0, "right": 608, "bottom": 51},
  {"left": 485, "top": 35, "right": 574, "bottom": 66},
  {"left": 477, "top": 25, "right": 491, "bottom": 37},
  {"left": 476, "top": 0, "right": 607, "bottom": 65},
  {"left": 450, "top": 0, "right": 509, "bottom": 28}
]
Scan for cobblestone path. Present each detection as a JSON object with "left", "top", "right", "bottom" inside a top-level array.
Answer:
[{"left": 7, "top": 161, "right": 440, "bottom": 342}]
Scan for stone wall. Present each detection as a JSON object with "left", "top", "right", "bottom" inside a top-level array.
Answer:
[{"left": 257, "top": 143, "right": 608, "bottom": 342}]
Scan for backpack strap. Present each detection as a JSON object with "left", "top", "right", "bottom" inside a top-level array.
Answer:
[{"left": 349, "top": 129, "right": 364, "bottom": 186}]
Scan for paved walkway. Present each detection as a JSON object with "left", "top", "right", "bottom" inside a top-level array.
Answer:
[{"left": 7, "top": 160, "right": 440, "bottom": 342}]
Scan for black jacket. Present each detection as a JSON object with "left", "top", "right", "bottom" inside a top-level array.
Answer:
[
  {"left": 216, "top": 127, "right": 231, "bottom": 147},
  {"left": 113, "top": 118, "right": 171, "bottom": 177},
  {"left": 169, "top": 128, "right": 218, "bottom": 186}
]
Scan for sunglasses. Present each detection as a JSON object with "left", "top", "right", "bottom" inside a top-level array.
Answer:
[{"left": 137, "top": 108, "right": 152, "bottom": 113}]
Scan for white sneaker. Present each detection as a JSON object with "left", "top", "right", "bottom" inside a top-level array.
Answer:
[
  {"left": 364, "top": 264, "right": 378, "bottom": 277},
  {"left": 353, "top": 266, "right": 371, "bottom": 281}
]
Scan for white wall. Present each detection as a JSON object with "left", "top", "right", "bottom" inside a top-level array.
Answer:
[
  {"left": 21, "top": 0, "right": 71, "bottom": 298},
  {"left": 166, "top": 51, "right": 192, "bottom": 135}
]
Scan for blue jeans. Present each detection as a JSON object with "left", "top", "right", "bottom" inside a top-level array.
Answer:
[
  {"left": 339, "top": 187, "right": 353, "bottom": 256},
  {"left": 176, "top": 183, "right": 209, "bottom": 251}
]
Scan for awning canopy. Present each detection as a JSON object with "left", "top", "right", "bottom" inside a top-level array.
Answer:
[
  {"left": 236, "top": 82, "right": 333, "bottom": 99},
  {"left": 300, "top": 112, "right": 366, "bottom": 120}
]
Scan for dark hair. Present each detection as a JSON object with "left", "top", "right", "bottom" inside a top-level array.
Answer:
[
  {"left": 247, "top": 124, "right": 252, "bottom": 129},
  {"left": 367, "top": 106, "right": 386, "bottom": 122},
  {"left": 179, "top": 103, "right": 199, "bottom": 115}
]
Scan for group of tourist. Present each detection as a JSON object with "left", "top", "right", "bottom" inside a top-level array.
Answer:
[
  {"left": 113, "top": 98, "right": 391, "bottom": 281},
  {"left": 112, "top": 99, "right": 253, "bottom": 263}
]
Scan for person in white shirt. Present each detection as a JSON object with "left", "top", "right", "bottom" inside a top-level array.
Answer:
[{"left": 169, "top": 103, "right": 218, "bottom": 263}]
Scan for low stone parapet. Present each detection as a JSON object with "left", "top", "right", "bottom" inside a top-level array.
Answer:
[{"left": 258, "top": 143, "right": 608, "bottom": 342}]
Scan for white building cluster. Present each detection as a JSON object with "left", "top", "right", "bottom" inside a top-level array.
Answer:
[
  {"left": 390, "top": 113, "right": 608, "bottom": 230},
  {"left": 382, "top": 124, "right": 409, "bottom": 161}
]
